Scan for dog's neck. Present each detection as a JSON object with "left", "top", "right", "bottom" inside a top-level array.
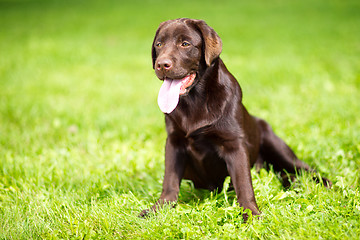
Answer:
[{"left": 165, "top": 58, "right": 243, "bottom": 136}]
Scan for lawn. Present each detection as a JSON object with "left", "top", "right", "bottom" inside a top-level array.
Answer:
[{"left": 0, "top": 0, "right": 359, "bottom": 239}]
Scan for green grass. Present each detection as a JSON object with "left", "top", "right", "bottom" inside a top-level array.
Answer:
[{"left": 1, "top": 0, "right": 359, "bottom": 239}]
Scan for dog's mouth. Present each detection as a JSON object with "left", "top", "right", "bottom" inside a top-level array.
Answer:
[
  {"left": 179, "top": 72, "right": 196, "bottom": 95},
  {"left": 157, "top": 73, "right": 196, "bottom": 114}
]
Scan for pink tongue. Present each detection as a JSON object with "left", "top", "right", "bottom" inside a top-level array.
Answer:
[{"left": 157, "top": 78, "right": 183, "bottom": 113}]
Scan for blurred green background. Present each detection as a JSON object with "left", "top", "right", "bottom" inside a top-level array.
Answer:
[{"left": 1, "top": 0, "right": 359, "bottom": 239}]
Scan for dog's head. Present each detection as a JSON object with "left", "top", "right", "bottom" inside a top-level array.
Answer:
[{"left": 152, "top": 18, "right": 222, "bottom": 113}]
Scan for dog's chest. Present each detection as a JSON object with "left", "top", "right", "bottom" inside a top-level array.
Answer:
[
  {"left": 184, "top": 131, "right": 225, "bottom": 164},
  {"left": 167, "top": 113, "right": 228, "bottom": 159},
  {"left": 186, "top": 136, "right": 213, "bottom": 160}
]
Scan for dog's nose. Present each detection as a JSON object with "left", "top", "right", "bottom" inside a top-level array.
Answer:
[{"left": 156, "top": 58, "right": 172, "bottom": 71}]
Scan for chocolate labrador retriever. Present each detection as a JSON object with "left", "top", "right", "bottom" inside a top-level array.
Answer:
[{"left": 140, "top": 18, "right": 331, "bottom": 220}]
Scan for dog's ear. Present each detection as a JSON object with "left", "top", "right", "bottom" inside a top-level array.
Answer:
[
  {"left": 152, "top": 21, "right": 169, "bottom": 69},
  {"left": 192, "top": 19, "right": 222, "bottom": 66}
]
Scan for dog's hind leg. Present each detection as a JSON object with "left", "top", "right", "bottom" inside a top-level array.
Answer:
[{"left": 256, "top": 118, "right": 331, "bottom": 188}]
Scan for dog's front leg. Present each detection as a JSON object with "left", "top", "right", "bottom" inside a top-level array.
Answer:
[
  {"left": 139, "top": 137, "right": 186, "bottom": 217},
  {"left": 224, "top": 142, "right": 260, "bottom": 220}
]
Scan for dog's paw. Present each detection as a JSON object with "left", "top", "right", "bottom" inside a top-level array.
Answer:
[
  {"left": 314, "top": 176, "right": 332, "bottom": 189},
  {"left": 138, "top": 209, "right": 151, "bottom": 218},
  {"left": 242, "top": 210, "right": 261, "bottom": 222}
]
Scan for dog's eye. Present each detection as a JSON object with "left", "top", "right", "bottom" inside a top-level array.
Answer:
[
  {"left": 181, "top": 41, "right": 191, "bottom": 47},
  {"left": 156, "top": 42, "right": 162, "bottom": 47}
]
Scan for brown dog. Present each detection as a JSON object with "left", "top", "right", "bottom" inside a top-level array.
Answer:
[{"left": 140, "top": 18, "right": 331, "bottom": 220}]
